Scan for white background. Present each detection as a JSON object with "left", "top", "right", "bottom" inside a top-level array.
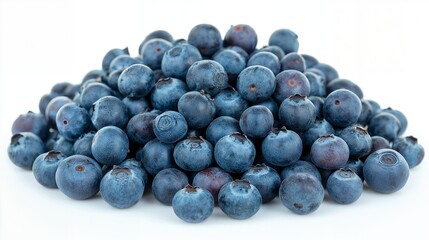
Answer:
[{"left": 1, "top": 0, "right": 429, "bottom": 239}]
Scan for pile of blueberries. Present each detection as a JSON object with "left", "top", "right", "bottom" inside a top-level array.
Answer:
[{"left": 8, "top": 24, "right": 425, "bottom": 223}]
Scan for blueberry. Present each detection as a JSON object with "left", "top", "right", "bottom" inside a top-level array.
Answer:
[
  {"left": 279, "top": 173, "right": 324, "bottom": 215},
  {"left": 100, "top": 166, "right": 144, "bottom": 209},
  {"left": 118, "top": 64, "right": 155, "bottom": 98},
  {"left": 313, "top": 62, "right": 339, "bottom": 83},
  {"left": 279, "top": 94, "right": 316, "bottom": 132},
  {"left": 82, "top": 69, "right": 107, "bottom": 84},
  {"left": 56, "top": 103, "right": 90, "bottom": 141},
  {"left": 308, "top": 96, "right": 325, "bottom": 118},
  {"left": 172, "top": 185, "right": 214, "bottom": 223},
  {"left": 173, "top": 136, "right": 213, "bottom": 172},
  {"left": 301, "top": 54, "right": 319, "bottom": 68},
  {"left": 80, "top": 82, "right": 114, "bottom": 110},
  {"left": 253, "top": 45, "right": 285, "bottom": 61},
  {"left": 117, "top": 158, "right": 149, "bottom": 186},
  {"left": 247, "top": 52, "right": 281, "bottom": 75},
  {"left": 39, "top": 93, "right": 59, "bottom": 116},
  {"left": 32, "top": 151, "right": 66, "bottom": 188},
  {"left": 344, "top": 159, "right": 364, "bottom": 181},
  {"left": 152, "top": 168, "right": 189, "bottom": 205},
  {"left": 302, "top": 118, "right": 335, "bottom": 149},
  {"left": 280, "top": 52, "right": 306, "bottom": 73},
  {"left": 213, "top": 87, "right": 249, "bottom": 119},
  {"left": 192, "top": 167, "right": 233, "bottom": 202},
  {"left": 122, "top": 96, "right": 151, "bottom": 117},
  {"left": 327, "top": 168, "right": 363, "bottom": 204},
  {"left": 55, "top": 155, "right": 103, "bottom": 200},
  {"left": 140, "top": 38, "right": 172, "bottom": 70},
  {"left": 106, "top": 69, "right": 123, "bottom": 90},
  {"left": 262, "top": 127, "right": 302, "bottom": 167},
  {"left": 273, "top": 70, "right": 311, "bottom": 104},
  {"left": 268, "top": 29, "right": 299, "bottom": 54},
  {"left": 237, "top": 65, "right": 276, "bottom": 103},
  {"left": 368, "top": 112, "right": 401, "bottom": 142},
  {"left": 218, "top": 180, "right": 262, "bottom": 219},
  {"left": 323, "top": 89, "right": 362, "bottom": 128},
  {"left": 305, "top": 72, "right": 326, "bottom": 97},
  {"left": 224, "top": 24, "right": 258, "bottom": 54},
  {"left": 188, "top": 23, "right": 222, "bottom": 57},
  {"left": 257, "top": 98, "right": 279, "bottom": 118},
  {"left": 73, "top": 132, "right": 95, "bottom": 158},
  {"left": 136, "top": 138, "right": 175, "bottom": 176},
  {"left": 178, "top": 91, "right": 215, "bottom": 129},
  {"left": 8, "top": 132, "right": 45, "bottom": 170},
  {"left": 326, "top": 78, "right": 364, "bottom": 99},
  {"left": 109, "top": 55, "right": 140, "bottom": 73},
  {"left": 91, "top": 126, "right": 129, "bottom": 166},
  {"left": 45, "top": 96, "right": 73, "bottom": 129},
  {"left": 151, "top": 77, "right": 189, "bottom": 111},
  {"left": 52, "top": 136, "right": 74, "bottom": 157},
  {"left": 91, "top": 96, "right": 129, "bottom": 130},
  {"left": 311, "top": 134, "right": 350, "bottom": 170},
  {"left": 214, "top": 133, "right": 256, "bottom": 174},
  {"left": 212, "top": 49, "right": 246, "bottom": 82},
  {"left": 161, "top": 43, "right": 202, "bottom": 79},
  {"left": 12, "top": 111, "right": 49, "bottom": 140},
  {"left": 363, "top": 149, "right": 410, "bottom": 194},
  {"left": 239, "top": 105, "right": 274, "bottom": 139},
  {"left": 241, "top": 164, "right": 281, "bottom": 203},
  {"left": 367, "top": 99, "right": 381, "bottom": 114},
  {"left": 126, "top": 112, "right": 158, "bottom": 145},
  {"left": 139, "top": 30, "right": 173, "bottom": 53},
  {"left": 381, "top": 108, "right": 408, "bottom": 135},
  {"left": 225, "top": 46, "right": 249, "bottom": 61},
  {"left": 280, "top": 160, "right": 322, "bottom": 182},
  {"left": 205, "top": 116, "right": 240, "bottom": 146},
  {"left": 338, "top": 125, "right": 372, "bottom": 159},
  {"left": 357, "top": 99, "right": 374, "bottom": 127},
  {"left": 102, "top": 47, "right": 129, "bottom": 73},
  {"left": 186, "top": 60, "right": 228, "bottom": 96},
  {"left": 393, "top": 136, "right": 425, "bottom": 168}
]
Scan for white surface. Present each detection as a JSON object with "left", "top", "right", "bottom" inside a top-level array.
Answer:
[{"left": 1, "top": 0, "right": 429, "bottom": 239}]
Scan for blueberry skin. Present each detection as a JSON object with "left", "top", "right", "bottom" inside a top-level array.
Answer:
[
  {"left": 8, "top": 132, "right": 45, "bottom": 170},
  {"left": 12, "top": 111, "right": 49, "bottom": 140},
  {"left": 188, "top": 23, "right": 222, "bottom": 57},
  {"left": 118, "top": 158, "right": 149, "bottom": 186},
  {"left": 106, "top": 69, "right": 122, "bottom": 90},
  {"left": 363, "top": 149, "right": 410, "bottom": 194},
  {"left": 236, "top": 65, "right": 276, "bottom": 103},
  {"left": 213, "top": 87, "right": 249, "bottom": 119},
  {"left": 53, "top": 136, "right": 74, "bottom": 157},
  {"left": 262, "top": 127, "right": 302, "bottom": 167},
  {"left": 393, "top": 136, "right": 425, "bottom": 168},
  {"left": 327, "top": 168, "right": 363, "bottom": 204},
  {"left": 122, "top": 96, "right": 151, "bottom": 117},
  {"left": 279, "top": 94, "right": 316, "bottom": 132},
  {"left": 308, "top": 96, "right": 325, "bottom": 118},
  {"left": 212, "top": 49, "right": 246, "bottom": 82},
  {"left": 55, "top": 155, "right": 103, "bottom": 200},
  {"left": 323, "top": 89, "right": 362, "bottom": 128},
  {"left": 311, "top": 135, "right": 350, "bottom": 170},
  {"left": 140, "top": 38, "right": 172, "bottom": 70},
  {"left": 91, "top": 96, "right": 129, "bottom": 130},
  {"left": 91, "top": 126, "right": 129, "bottom": 166},
  {"left": 301, "top": 54, "right": 319, "bottom": 68},
  {"left": 367, "top": 135, "right": 391, "bottom": 157},
  {"left": 118, "top": 64, "right": 155, "bottom": 98},
  {"left": 305, "top": 72, "right": 326, "bottom": 97},
  {"left": 280, "top": 160, "right": 322, "bottom": 182},
  {"left": 126, "top": 112, "right": 158, "bottom": 145},
  {"left": 280, "top": 52, "right": 306, "bottom": 73},
  {"left": 382, "top": 108, "right": 408, "bottom": 135},
  {"left": 102, "top": 47, "right": 129, "bottom": 73},
  {"left": 136, "top": 138, "right": 175, "bottom": 176},
  {"left": 241, "top": 164, "right": 281, "bottom": 203},
  {"left": 172, "top": 185, "right": 214, "bottom": 223},
  {"left": 151, "top": 77, "right": 189, "bottom": 111},
  {"left": 100, "top": 166, "right": 144, "bottom": 209},
  {"left": 218, "top": 180, "right": 262, "bottom": 220},
  {"left": 357, "top": 99, "right": 374, "bottom": 127},
  {"left": 73, "top": 132, "right": 95, "bottom": 158},
  {"left": 45, "top": 96, "right": 73, "bottom": 129},
  {"left": 39, "top": 93, "right": 59, "bottom": 116},
  {"left": 161, "top": 43, "right": 202, "bottom": 79},
  {"left": 152, "top": 168, "right": 189, "bottom": 205},
  {"left": 254, "top": 45, "right": 285, "bottom": 61},
  {"left": 273, "top": 70, "right": 311, "bottom": 104},
  {"left": 239, "top": 105, "right": 274, "bottom": 139},
  {"left": 205, "top": 116, "right": 240, "bottom": 146},
  {"left": 80, "top": 82, "right": 114, "bottom": 110},
  {"left": 338, "top": 125, "right": 372, "bottom": 159},
  {"left": 269, "top": 29, "right": 299, "bottom": 54},
  {"left": 139, "top": 30, "right": 173, "bottom": 53},
  {"left": 247, "top": 52, "right": 281, "bottom": 75},
  {"left": 344, "top": 159, "right": 364, "bottom": 181},
  {"left": 192, "top": 167, "right": 233, "bottom": 202},
  {"left": 32, "top": 151, "right": 66, "bottom": 188},
  {"left": 174, "top": 137, "right": 213, "bottom": 172},
  {"left": 368, "top": 112, "right": 401, "bottom": 142},
  {"left": 214, "top": 133, "right": 256, "bottom": 174},
  {"left": 82, "top": 69, "right": 107, "bottom": 84},
  {"left": 178, "top": 91, "right": 215, "bottom": 129},
  {"left": 313, "top": 63, "right": 339, "bottom": 83},
  {"left": 186, "top": 60, "right": 229, "bottom": 96},
  {"left": 153, "top": 111, "right": 188, "bottom": 143},
  {"left": 326, "top": 78, "right": 364, "bottom": 99},
  {"left": 56, "top": 103, "right": 90, "bottom": 141},
  {"left": 302, "top": 118, "right": 335, "bottom": 149},
  {"left": 367, "top": 99, "right": 381, "bottom": 114},
  {"left": 279, "top": 173, "right": 324, "bottom": 215},
  {"left": 224, "top": 24, "right": 258, "bottom": 54},
  {"left": 109, "top": 55, "right": 140, "bottom": 73}
]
